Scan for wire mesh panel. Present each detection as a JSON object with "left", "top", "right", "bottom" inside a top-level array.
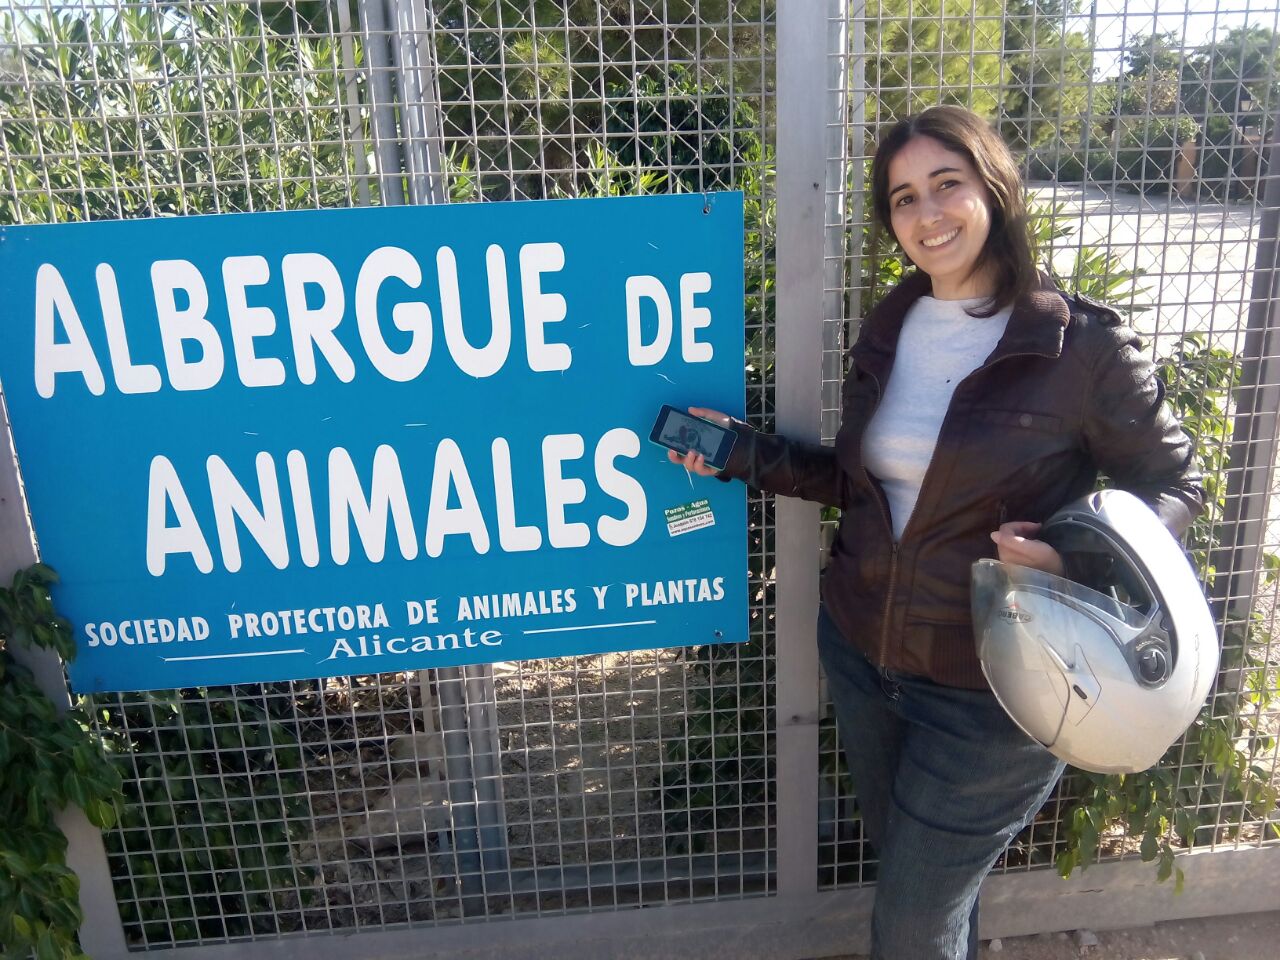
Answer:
[
  {"left": 0, "top": 0, "right": 777, "bottom": 948},
  {"left": 7, "top": 0, "right": 1279, "bottom": 951},
  {"left": 818, "top": 0, "right": 1280, "bottom": 890}
]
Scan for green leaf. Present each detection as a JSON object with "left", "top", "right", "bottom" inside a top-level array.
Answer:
[{"left": 1140, "top": 826, "right": 1159, "bottom": 862}]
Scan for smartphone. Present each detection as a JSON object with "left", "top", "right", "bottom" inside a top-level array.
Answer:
[{"left": 650, "top": 404, "right": 737, "bottom": 471}]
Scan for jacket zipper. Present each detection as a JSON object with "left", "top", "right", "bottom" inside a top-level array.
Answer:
[
  {"left": 857, "top": 361, "right": 899, "bottom": 668},
  {"left": 855, "top": 343, "right": 1054, "bottom": 669}
]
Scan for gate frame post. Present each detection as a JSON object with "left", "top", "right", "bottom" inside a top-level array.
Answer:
[
  {"left": 772, "top": 1, "right": 848, "bottom": 899},
  {"left": 1212, "top": 113, "right": 1280, "bottom": 615}
]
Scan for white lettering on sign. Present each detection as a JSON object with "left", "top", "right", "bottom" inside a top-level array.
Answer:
[
  {"left": 491, "top": 438, "right": 542, "bottom": 552},
  {"left": 680, "top": 272, "right": 713, "bottom": 363},
  {"left": 208, "top": 451, "right": 289, "bottom": 573},
  {"left": 143, "top": 428, "right": 646, "bottom": 575},
  {"left": 97, "top": 264, "right": 161, "bottom": 394},
  {"left": 355, "top": 245, "right": 433, "bottom": 382},
  {"left": 281, "top": 252, "right": 354, "bottom": 385},
  {"left": 424, "top": 438, "right": 490, "bottom": 558},
  {"left": 223, "top": 255, "right": 287, "bottom": 388},
  {"left": 542, "top": 433, "right": 590, "bottom": 549},
  {"left": 152, "top": 259, "right": 225, "bottom": 391},
  {"left": 625, "top": 275, "right": 672, "bottom": 366},
  {"left": 324, "top": 628, "right": 504, "bottom": 661},
  {"left": 438, "top": 245, "right": 511, "bottom": 378},
  {"left": 520, "top": 242, "right": 570, "bottom": 373},
  {"left": 328, "top": 444, "right": 419, "bottom": 565},
  {"left": 85, "top": 616, "right": 210, "bottom": 646},
  {"left": 31, "top": 241, "right": 589, "bottom": 395},
  {"left": 625, "top": 272, "right": 715, "bottom": 366},
  {"left": 34, "top": 263, "right": 106, "bottom": 397},
  {"left": 146, "top": 455, "right": 214, "bottom": 575},
  {"left": 595, "top": 427, "right": 647, "bottom": 546}
]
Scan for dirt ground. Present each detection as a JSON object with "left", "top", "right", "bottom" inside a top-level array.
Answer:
[{"left": 829, "top": 909, "right": 1280, "bottom": 960}]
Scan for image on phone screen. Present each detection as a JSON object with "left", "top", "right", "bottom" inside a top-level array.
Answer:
[{"left": 661, "top": 410, "right": 720, "bottom": 459}]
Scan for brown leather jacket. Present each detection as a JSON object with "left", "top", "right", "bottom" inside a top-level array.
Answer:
[{"left": 722, "top": 271, "right": 1204, "bottom": 688}]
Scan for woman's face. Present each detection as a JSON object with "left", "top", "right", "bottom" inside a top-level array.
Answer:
[{"left": 886, "top": 135, "right": 994, "bottom": 299}]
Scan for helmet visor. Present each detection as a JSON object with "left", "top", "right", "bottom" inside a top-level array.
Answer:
[
  {"left": 972, "top": 559, "right": 1155, "bottom": 751},
  {"left": 972, "top": 558, "right": 1151, "bottom": 639}
]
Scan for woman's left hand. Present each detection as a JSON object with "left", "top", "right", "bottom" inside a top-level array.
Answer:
[{"left": 990, "top": 521, "right": 1064, "bottom": 577}]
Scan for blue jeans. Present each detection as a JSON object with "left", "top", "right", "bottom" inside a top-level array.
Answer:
[{"left": 817, "top": 605, "right": 1065, "bottom": 960}]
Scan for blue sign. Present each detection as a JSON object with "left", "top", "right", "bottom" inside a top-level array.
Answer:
[{"left": 0, "top": 194, "right": 746, "bottom": 693}]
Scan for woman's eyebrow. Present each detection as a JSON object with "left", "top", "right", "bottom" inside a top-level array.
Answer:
[{"left": 888, "top": 166, "right": 963, "bottom": 198}]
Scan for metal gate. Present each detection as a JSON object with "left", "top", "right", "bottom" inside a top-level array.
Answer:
[{"left": 1, "top": 3, "right": 1277, "bottom": 958}]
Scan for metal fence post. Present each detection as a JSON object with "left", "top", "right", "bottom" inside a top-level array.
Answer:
[
  {"left": 1211, "top": 115, "right": 1280, "bottom": 615},
  {"left": 773, "top": 1, "right": 846, "bottom": 898},
  {"left": 390, "top": 0, "right": 448, "bottom": 206},
  {"left": 0, "top": 392, "right": 129, "bottom": 959},
  {"left": 358, "top": 0, "right": 407, "bottom": 205},
  {"left": 382, "top": 0, "right": 511, "bottom": 897}
]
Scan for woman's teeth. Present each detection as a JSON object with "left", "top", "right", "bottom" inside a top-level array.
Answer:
[{"left": 921, "top": 228, "right": 959, "bottom": 248}]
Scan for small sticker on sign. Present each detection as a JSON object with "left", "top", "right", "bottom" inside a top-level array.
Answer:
[{"left": 665, "top": 499, "right": 715, "bottom": 537}]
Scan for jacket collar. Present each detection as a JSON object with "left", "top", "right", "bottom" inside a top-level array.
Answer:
[{"left": 852, "top": 270, "right": 1069, "bottom": 370}]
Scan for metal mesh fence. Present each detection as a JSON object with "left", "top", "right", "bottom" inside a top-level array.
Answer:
[
  {"left": 819, "top": 0, "right": 1280, "bottom": 889},
  {"left": 0, "top": 0, "right": 776, "bottom": 948},
  {"left": 3, "top": 0, "right": 1279, "bottom": 950}
]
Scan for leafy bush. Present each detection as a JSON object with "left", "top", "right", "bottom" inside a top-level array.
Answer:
[
  {"left": 0, "top": 3, "right": 364, "bottom": 225},
  {"left": 1052, "top": 334, "right": 1280, "bottom": 888},
  {"left": 0, "top": 566, "right": 121, "bottom": 960}
]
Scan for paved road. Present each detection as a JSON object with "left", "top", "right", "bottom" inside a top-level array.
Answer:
[
  {"left": 824, "top": 906, "right": 1280, "bottom": 959},
  {"left": 1029, "top": 183, "right": 1280, "bottom": 559},
  {"left": 1028, "top": 182, "right": 1262, "bottom": 353}
]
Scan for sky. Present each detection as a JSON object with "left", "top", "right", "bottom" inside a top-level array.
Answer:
[{"left": 1074, "top": 1, "right": 1277, "bottom": 76}]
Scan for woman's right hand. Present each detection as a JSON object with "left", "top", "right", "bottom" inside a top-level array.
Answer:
[{"left": 666, "top": 407, "right": 732, "bottom": 477}]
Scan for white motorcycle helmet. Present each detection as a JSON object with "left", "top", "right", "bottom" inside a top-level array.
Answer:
[{"left": 971, "top": 489, "right": 1219, "bottom": 774}]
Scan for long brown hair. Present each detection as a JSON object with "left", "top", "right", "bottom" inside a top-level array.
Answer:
[{"left": 870, "top": 105, "right": 1036, "bottom": 317}]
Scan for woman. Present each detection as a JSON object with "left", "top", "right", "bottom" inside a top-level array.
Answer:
[{"left": 671, "top": 105, "right": 1202, "bottom": 959}]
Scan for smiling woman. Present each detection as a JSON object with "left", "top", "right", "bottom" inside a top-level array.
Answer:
[
  {"left": 668, "top": 104, "right": 1203, "bottom": 960},
  {"left": 883, "top": 138, "right": 993, "bottom": 299},
  {"left": 871, "top": 107, "right": 1038, "bottom": 314}
]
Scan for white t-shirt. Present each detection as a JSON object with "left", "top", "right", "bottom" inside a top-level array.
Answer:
[{"left": 861, "top": 296, "right": 1013, "bottom": 540}]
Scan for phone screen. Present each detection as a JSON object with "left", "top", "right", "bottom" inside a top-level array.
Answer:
[{"left": 660, "top": 409, "right": 732, "bottom": 463}]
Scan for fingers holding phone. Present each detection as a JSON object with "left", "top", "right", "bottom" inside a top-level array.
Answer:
[{"left": 666, "top": 446, "right": 719, "bottom": 476}]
